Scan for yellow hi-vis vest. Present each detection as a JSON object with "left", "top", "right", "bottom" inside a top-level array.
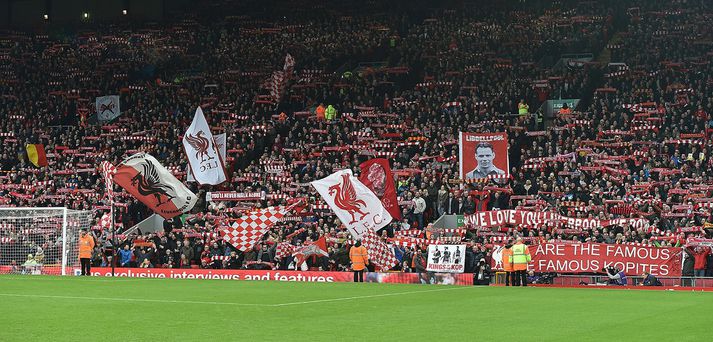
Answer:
[
  {"left": 512, "top": 243, "right": 531, "bottom": 264},
  {"left": 518, "top": 103, "right": 529, "bottom": 115}
]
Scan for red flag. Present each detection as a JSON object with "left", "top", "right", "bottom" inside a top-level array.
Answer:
[
  {"left": 292, "top": 236, "right": 329, "bottom": 266},
  {"left": 359, "top": 158, "right": 401, "bottom": 220}
]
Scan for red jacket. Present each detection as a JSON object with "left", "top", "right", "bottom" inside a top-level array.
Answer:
[{"left": 694, "top": 249, "right": 710, "bottom": 270}]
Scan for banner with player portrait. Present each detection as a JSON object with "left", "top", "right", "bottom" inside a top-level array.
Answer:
[
  {"left": 459, "top": 132, "right": 509, "bottom": 180},
  {"left": 426, "top": 244, "right": 466, "bottom": 273}
]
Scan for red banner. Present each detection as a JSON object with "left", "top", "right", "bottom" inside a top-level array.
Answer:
[
  {"left": 359, "top": 158, "right": 401, "bottom": 220},
  {"left": 492, "top": 243, "right": 682, "bottom": 276},
  {"left": 85, "top": 268, "right": 474, "bottom": 285},
  {"left": 459, "top": 132, "right": 509, "bottom": 180}
]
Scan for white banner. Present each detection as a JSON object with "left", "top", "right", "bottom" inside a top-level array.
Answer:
[
  {"left": 182, "top": 107, "right": 226, "bottom": 185},
  {"left": 96, "top": 95, "right": 121, "bottom": 121},
  {"left": 426, "top": 244, "right": 466, "bottom": 273},
  {"left": 188, "top": 133, "right": 226, "bottom": 182},
  {"left": 311, "top": 169, "right": 392, "bottom": 239}
]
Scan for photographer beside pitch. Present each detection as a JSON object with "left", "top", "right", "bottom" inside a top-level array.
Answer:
[{"left": 603, "top": 266, "right": 628, "bottom": 286}]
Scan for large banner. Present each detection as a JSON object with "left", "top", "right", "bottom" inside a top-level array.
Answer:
[
  {"left": 466, "top": 210, "right": 649, "bottom": 230},
  {"left": 183, "top": 107, "right": 226, "bottom": 185},
  {"left": 311, "top": 169, "right": 392, "bottom": 239},
  {"left": 491, "top": 243, "right": 682, "bottom": 276},
  {"left": 84, "top": 268, "right": 474, "bottom": 285},
  {"left": 96, "top": 95, "right": 121, "bottom": 121},
  {"left": 188, "top": 133, "right": 226, "bottom": 182},
  {"left": 113, "top": 152, "right": 197, "bottom": 219},
  {"left": 359, "top": 158, "right": 401, "bottom": 220},
  {"left": 459, "top": 132, "right": 509, "bottom": 180},
  {"left": 427, "top": 244, "right": 466, "bottom": 273}
]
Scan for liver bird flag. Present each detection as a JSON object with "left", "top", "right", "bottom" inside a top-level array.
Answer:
[
  {"left": 311, "top": 169, "right": 392, "bottom": 239},
  {"left": 182, "top": 107, "right": 226, "bottom": 185},
  {"left": 187, "top": 133, "right": 226, "bottom": 182},
  {"left": 113, "top": 152, "right": 197, "bottom": 219}
]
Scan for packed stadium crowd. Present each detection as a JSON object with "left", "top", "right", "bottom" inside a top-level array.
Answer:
[{"left": 1, "top": 0, "right": 713, "bottom": 278}]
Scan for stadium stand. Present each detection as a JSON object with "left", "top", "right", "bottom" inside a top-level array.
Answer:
[{"left": 0, "top": 0, "right": 712, "bottom": 277}]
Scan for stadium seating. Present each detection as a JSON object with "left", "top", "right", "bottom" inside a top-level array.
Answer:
[{"left": 0, "top": 0, "right": 711, "bottom": 275}]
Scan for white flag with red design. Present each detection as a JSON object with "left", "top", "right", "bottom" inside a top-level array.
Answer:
[
  {"left": 311, "top": 169, "right": 392, "bottom": 239},
  {"left": 220, "top": 204, "right": 296, "bottom": 252},
  {"left": 99, "top": 212, "right": 111, "bottom": 230},
  {"left": 182, "top": 107, "right": 226, "bottom": 185},
  {"left": 187, "top": 133, "right": 226, "bottom": 182}
]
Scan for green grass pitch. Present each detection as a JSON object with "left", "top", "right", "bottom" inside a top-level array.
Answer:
[{"left": 0, "top": 275, "right": 711, "bottom": 341}]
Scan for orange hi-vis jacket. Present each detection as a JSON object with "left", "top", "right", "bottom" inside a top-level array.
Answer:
[
  {"left": 502, "top": 247, "right": 514, "bottom": 272},
  {"left": 79, "top": 234, "right": 95, "bottom": 259},
  {"left": 315, "top": 105, "right": 326, "bottom": 120},
  {"left": 349, "top": 245, "right": 369, "bottom": 271}
]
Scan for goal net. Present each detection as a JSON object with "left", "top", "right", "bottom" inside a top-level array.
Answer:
[{"left": 0, "top": 208, "right": 93, "bottom": 276}]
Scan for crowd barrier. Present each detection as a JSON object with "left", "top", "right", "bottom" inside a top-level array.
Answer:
[
  {"left": 552, "top": 274, "right": 713, "bottom": 288},
  {"left": 85, "top": 267, "right": 475, "bottom": 285}
]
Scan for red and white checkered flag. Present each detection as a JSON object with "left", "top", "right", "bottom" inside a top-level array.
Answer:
[
  {"left": 276, "top": 242, "right": 295, "bottom": 260},
  {"left": 100, "top": 161, "right": 117, "bottom": 200},
  {"left": 362, "top": 229, "right": 399, "bottom": 271},
  {"left": 221, "top": 204, "right": 296, "bottom": 252}
]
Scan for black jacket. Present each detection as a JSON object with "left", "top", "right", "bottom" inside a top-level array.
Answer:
[
  {"left": 464, "top": 249, "right": 477, "bottom": 273},
  {"left": 683, "top": 249, "right": 695, "bottom": 276}
]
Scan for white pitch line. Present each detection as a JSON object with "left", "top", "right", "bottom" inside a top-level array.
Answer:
[
  {"left": 271, "top": 286, "right": 472, "bottom": 307},
  {"left": 0, "top": 286, "right": 472, "bottom": 308},
  {"left": 0, "top": 293, "right": 269, "bottom": 307}
]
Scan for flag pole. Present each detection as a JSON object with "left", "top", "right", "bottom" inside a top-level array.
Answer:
[{"left": 111, "top": 197, "right": 116, "bottom": 277}]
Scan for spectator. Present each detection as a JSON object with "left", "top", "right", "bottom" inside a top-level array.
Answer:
[{"left": 118, "top": 245, "right": 133, "bottom": 268}]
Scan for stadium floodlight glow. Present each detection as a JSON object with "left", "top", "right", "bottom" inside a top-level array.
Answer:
[
  {"left": 123, "top": 9, "right": 128, "bottom": 15},
  {"left": 83, "top": 12, "right": 89, "bottom": 19},
  {"left": 43, "top": 14, "right": 49, "bottom": 20}
]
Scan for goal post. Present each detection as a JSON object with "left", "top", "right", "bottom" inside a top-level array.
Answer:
[{"left": 0, "top": 208, "right": 93, "bottom": 276}]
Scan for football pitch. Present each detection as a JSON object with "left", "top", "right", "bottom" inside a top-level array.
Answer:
[{"left": 0, "top": 275, "right": 711, "bottom": 341}]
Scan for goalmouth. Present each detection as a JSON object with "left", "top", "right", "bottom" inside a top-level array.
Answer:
[{"left": 0, "top": 208, "right": 93, "bottom": 276}]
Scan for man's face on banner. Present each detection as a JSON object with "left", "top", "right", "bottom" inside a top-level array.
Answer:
[
  {"left": 366, "top": 163, "right": 386, "bottom": 197},
  {"left": 475, "top": 146, "right": 495, "bottom": 170}
]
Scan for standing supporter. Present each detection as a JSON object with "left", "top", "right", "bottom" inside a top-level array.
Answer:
[{"left": 502, "top": 241, "right": 514, "bottom": 286}]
